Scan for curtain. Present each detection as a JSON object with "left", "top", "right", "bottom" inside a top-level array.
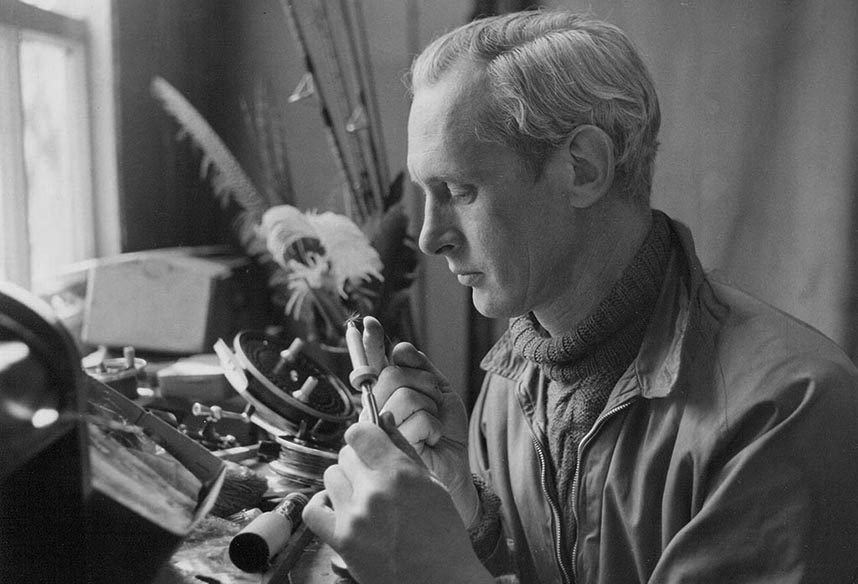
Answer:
[{"left": 543, "top": 0, "right": 858, "bottom": 355}]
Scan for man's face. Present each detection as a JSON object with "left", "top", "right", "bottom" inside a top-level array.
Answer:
[{"left": 407, "top": 62, "right": 585, "bottom": 319}]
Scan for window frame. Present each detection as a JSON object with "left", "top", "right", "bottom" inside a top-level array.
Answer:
[{"left": 0, "top": 0, "right": 119, "bottom": 290}]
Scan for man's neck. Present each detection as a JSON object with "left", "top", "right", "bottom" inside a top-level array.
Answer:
[{"left": 535, "top": 203, "right": 653, "bottom": 337}]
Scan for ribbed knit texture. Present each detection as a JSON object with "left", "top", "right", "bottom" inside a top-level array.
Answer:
[{"left": 510, "top": 211, "right": 673, "bottom": 559}]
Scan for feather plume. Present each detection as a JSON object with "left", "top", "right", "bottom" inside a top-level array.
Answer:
[
  {"left": 306, "top": 211, "right": 383, "bottom": 295},
  {"left": 259, "top": 205, "right": 383, "bottom": 344},
  {"left": 150, "top": 76, "right": 268, "bottom": 247}
]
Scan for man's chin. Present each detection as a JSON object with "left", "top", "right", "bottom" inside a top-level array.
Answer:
[{"left": 470, "top": 289, "right": 511, "bottom": 320}]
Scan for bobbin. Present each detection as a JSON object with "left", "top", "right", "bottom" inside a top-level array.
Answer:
[{"left": 268, "top": 434, "right": 338, "bottom": 489}]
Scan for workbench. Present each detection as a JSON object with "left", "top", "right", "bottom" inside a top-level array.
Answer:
[
  {"left": 150, "top": 443, "right": 349, "bottom": 584},
  {"left": 155, "top": 516, "right": 347, "bottom": 584}
]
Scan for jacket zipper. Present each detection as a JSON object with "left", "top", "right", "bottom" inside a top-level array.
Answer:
[
  {"left": 570, "top": 401, "right": 633, "bottom": 582},
  {"left": 532, "top": 437, "right": 573, "bottom": 584}
]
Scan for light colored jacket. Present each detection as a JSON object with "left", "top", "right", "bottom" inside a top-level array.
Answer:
[{"left": 470, "top": 217, "right": 858, "bottom": 583}]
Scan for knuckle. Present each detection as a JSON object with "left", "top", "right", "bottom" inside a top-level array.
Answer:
[
  {"left": 337, "top": 444, "right": 351, "bottom": 460},
  {"left": 323, "top": 464, "right": 340, "bottom": 482},
  {"left": 405, "top": 408, "right": 438, "bottom": 428},
  {"left": 378, "top": 364, "right": 404, "bottom": 380},
  {"left": 388, "top": 465, "right": 424, "bottom": 492}
]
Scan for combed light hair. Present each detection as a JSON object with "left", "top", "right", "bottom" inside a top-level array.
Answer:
[{"left": 409, "top": 10, "right": 661, "bottom": 203}]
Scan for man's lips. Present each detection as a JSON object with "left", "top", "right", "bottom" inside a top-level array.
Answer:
[{"left": 454, "top": 271, "right": 482, "bottom": 286}]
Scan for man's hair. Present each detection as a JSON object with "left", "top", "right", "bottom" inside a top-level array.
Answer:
[{"left": 409, "top": 10, "right": 661, "bottom": 203}]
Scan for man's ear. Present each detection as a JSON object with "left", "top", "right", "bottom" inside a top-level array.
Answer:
[{"left": 566, "top": 125, "right": 615, "bottom": 208}]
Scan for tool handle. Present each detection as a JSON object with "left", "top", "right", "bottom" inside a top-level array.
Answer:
[
  {"left": 191, "top": 402, "right": 249, "bottom": 422},
  {"left": 229, "top": 492, "right": 309, "bottom": 573},
  {"left": 345, "top": 321, "right": 369, "bottom": 368},
  {"left": 348, "top": 364, "right": 377, "bottom": 391}
]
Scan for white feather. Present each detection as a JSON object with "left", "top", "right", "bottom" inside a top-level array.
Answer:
[{"left": 151, "top": 76, "right": 268, "bottom": 245}]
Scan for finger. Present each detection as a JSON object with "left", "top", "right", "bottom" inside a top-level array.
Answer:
[
  {"left": 337, "top": 442, "right": 370, "bottom": 480},
  {"left": 381, "top": 386, "right": 438, "bottom": 426},
  {"left": 373, "top": 367, "right": 444, "bottom": 408},
  {"left": 389, "top": 343, "right": 450, "bottom": 390},
  {"left": 398, "top": 409, "right": 444, "bottom": 447},
  {"left": 302, "top": 490, "right": 337, "bottom": 543},
  {"left": 380, "top": 411, "right": 426, "bottom": 468},
  {"left": 323, "top": 464, "right": 353, "bottom": 510},
  {"left": 343, "top": 420, "right": 407, "bottom": 468},
  {"left": 362, "top": 316, "right": 388, "bottom": 373}
]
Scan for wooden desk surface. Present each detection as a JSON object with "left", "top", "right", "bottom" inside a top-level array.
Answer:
[{"left": 156, "top": 515, "right": 351, "bottom": 584}]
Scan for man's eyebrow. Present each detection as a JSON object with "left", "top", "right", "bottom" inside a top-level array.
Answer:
[
  {"left": 409, "top": 176, "right": 469, "bottom": 196},
  {"left": 414, "top": 170, "right": 473, "bottom": 186}
]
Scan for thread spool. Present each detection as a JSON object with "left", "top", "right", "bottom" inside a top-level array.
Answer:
[
  {"left": 228, "top": 491, "right": 310, "bottom": 573},
  {"left": 268, "top": 435, "right": 337, "bottom": 490}
]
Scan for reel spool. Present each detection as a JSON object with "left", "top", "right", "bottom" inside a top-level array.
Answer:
[{"left": 269, "top": 434, "right": 339, "bottom": 491}]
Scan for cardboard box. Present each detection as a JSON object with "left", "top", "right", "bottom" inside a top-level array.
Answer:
[
  {"left": 82, "top": 249, "right": 266, "bottom": 354},
  {"left": 157, "top": 353, "right": 233, "bottom": 402}
]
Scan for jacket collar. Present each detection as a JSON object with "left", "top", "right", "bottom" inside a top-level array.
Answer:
[{"left": 481, "top": 213, "right": 717, "bottom": 402}]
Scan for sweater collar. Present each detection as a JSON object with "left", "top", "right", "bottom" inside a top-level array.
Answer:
[
  {"left": 509, "top": 212, "right": 672, "bottom": 383},
  {"left": 482, "top": 212, "right": 711, "bottom": 400}
]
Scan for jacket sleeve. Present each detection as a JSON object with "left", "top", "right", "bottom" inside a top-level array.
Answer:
[
  {"left": 468, "top": 474, "right": 513, "bottom": 576},
  {"left": 469, "top": 372, "right": 516, "bottom": 578},
  {"left": 649, "top": 358, "right": 858, "bottom": 583}
]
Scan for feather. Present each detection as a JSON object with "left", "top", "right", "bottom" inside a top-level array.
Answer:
[
  {"left": 150, "top": 76, "right": 268, "bottom": 247},
  {"left": 259, "top": 204, "right": 383, "bottom": 344},
  {"left": 306, "top": 211, "right": 384, "bottom": 296}
]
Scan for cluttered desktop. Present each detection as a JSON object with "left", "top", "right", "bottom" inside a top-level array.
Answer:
[{"left": 0, "top": 249, "right": 371, "bottom": 584}]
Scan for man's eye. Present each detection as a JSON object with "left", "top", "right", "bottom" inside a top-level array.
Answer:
[{"left": 447, "top": 185, "right": 475, "bottom": 202}]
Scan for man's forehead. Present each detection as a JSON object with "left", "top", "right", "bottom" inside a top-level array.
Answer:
[
  {"left": 406, "top": 109, "right": 482, "bottom": 184},
  {"left": 410, "top": 77, "right": 482, "bottom": 128},
  {"left": 407, "top": 62, "right": 489, "bottom": 178}
]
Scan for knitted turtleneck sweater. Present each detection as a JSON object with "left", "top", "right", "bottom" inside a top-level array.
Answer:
[{"left": 510, "top": 211, "right": 673, "bottom": 554}]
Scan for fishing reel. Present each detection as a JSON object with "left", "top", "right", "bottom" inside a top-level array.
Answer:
[{"left": 214, "top": 330, "right": 356, "bottom": 489}]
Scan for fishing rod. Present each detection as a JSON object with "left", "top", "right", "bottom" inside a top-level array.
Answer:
[
  {"left": 313, "top": 0, "right": 380, "bottom": 222},
  {"left": 279, "top": 0, "right": 365, "bottom": 222},
  {"left": 341, "top": 0, "right": 389, "bottom": 207}
]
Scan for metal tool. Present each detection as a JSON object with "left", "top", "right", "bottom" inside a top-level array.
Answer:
[{"left": 345, "top": 320, "right": 379, "bottom": 424}]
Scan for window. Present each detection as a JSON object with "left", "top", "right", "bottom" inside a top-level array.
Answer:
[{"left": 0, "top": 0, "right": 118, "bottom": 292}]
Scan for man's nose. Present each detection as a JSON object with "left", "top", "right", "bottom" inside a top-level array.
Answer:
[{"left": 418, "top": 198, "right": 458, "bottom": 255}]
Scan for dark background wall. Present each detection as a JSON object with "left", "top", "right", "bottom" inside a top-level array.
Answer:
[
  {"left": 116, "top": 0, "right": 233, "bottom": 252},
  {"left": 112, "top": 0, "right": 858, "bottom": 405}
]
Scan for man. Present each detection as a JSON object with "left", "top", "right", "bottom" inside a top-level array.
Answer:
[{"left": 303, "top": 10, "right": 858, "bottom": 583}]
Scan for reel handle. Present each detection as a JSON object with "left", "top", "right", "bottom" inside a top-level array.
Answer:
[{"left": 191, "top": 402, "right": 251, "bottom": 423}]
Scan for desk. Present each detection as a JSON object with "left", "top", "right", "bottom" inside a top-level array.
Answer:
[
  {"left": 127, "top": 360, "right": 352, "bottom": 583},
  {"left": 153, "top": 452, "right": 353, "bottom": 584},
  {"left": 156, "top": 515, "right": 350, "bottom": 584}
]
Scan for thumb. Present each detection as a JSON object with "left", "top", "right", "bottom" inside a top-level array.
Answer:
[
  {"left": 390, "top": 343, "right": 449, "bottom": 385},
  {"left": 302, "top": 490, "right": 337, "bottom": 543},
  {"left": 380, "top": 411, "right": 427, "bottom": 469}
]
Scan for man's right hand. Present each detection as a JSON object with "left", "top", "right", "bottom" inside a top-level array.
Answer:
[{"left": 360, "top": 316, "right": 480, "bottom": 529}]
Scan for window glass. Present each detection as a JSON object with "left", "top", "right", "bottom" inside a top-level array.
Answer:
[
  {"left": 0, "top": 0, "right": 116, "bottom": 292},
  {"left": 20, "top": 35, "right": 87, "bottom": 288},
  {"left": 19, "top": 0, "right": 86, "bottom": 19}
]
